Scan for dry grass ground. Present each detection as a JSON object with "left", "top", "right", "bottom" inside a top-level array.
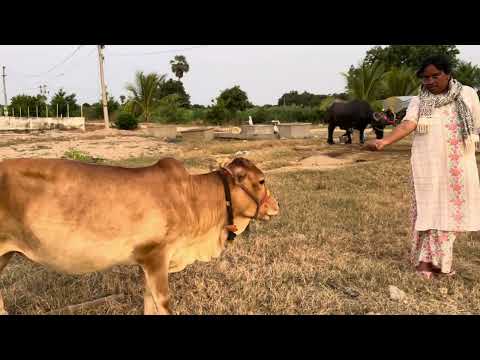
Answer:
[{"left": 1, "top": 128, "right": 480, "bottom": 315}]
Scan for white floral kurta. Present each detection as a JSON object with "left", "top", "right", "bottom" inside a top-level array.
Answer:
[{"left": 404, "top": 86, "right": 480, "bottom": 233}]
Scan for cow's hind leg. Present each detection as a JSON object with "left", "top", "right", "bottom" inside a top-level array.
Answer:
[
  {"left": 0, "top": 253, "right": 14, "bottom": 315},
  {"left": 137, "top": 247, "right": 171, "bottom": 315}
]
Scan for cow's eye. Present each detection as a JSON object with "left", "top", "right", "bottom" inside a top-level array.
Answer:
[{"left": 259, "top": 180, "right": 265, "bottom": 185}]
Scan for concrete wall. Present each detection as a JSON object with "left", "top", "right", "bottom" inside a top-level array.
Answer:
[
  {"left": 241, "top": 125, "right": 274, "bottom": 136},
  {"left": 277, "top": 123, "right": 312, "bottom": 139},
  {"left": 181, "top": 128, "right": 215, "bottom": 142},
  {"left": 0, "top": 117, "right": 86, "bottom": 131},
  {"left": 143, "top": 124, "right": 177, "bottom": 139}
]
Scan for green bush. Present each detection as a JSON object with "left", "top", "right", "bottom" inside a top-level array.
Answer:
[
  {"left": 235, "top": 106, "right": 326, "bottom": 124},
  {"left": 114, "top": 112, "right": 138, "bottom": 130},
  {"left": 205, "top": 104, "right": 232, "bottom": 125},
  {"left": 151, "top": 94, "right": 189, "bottom": 124},
  {"left": 152, "top": 106, "right": 188, "bottom": 123}
]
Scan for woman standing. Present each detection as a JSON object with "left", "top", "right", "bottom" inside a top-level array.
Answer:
[{"left": 367, "top": 55, "right": 480, "bottom": 279}]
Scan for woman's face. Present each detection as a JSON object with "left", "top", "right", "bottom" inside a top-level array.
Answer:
[{"left": 420, "top": 64, "right": 451, "bottom": 95}]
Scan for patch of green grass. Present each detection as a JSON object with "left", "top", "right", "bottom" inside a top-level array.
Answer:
[{"left": 63, "top": 148, "right": 104, "bottom": 164}]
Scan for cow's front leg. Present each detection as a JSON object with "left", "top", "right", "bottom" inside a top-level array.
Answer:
[
  {"left": 138, "top": 248, "right": 171, "bottom": 315},
  {"left": 346, "top": 129, "right": 353, "bottom": 144},
  {"left": 327, "top": 123, "right": 335, "bottom": 144},
  {"left": 143, "top": 283, "right": 160, "bottom": 315},
  {"left": 359, "top": 128, "right": 365, "bottom": 144}
]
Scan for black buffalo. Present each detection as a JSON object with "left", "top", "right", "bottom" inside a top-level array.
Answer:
[{"left": 325, "top": 100, "right": 395, "bottom": 144}]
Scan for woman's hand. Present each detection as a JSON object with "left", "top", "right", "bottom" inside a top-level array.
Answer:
[{"left": 365, "top": 139, "right": 386, "bottom": 151}]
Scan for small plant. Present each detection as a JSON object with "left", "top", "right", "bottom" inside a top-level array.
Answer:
[
  {"left": 63, "top": 148, "right": 103, "bottom": 163},
  {"left": 114, "top": 112, "right": 138, "bottom": 130}
]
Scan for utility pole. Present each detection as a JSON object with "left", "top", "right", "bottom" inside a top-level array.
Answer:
[
  {"left": 2, "top": 66, "right": 7, "bottom": 116},
  {"left": 97, "top": 45, "right": 109, "bottom": 128}
]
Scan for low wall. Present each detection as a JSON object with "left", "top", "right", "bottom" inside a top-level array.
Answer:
[
  {"left": 142, "top": 124, "right": 177, "bottom": 139},
  {"left": 181, "top": 128, "right": 215, "bottom": 142},
  {"left": 0, "top": 117, "right": 86, "bottom": 131},
  {"left": 277, "top": 123, "right": 312, "bottom": 139},
  {"left": 239, "top": 125, "right": 277, "bottom": 140}
]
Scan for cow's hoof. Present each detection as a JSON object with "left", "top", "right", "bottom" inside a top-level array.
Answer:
[{"left": 327, "top": 141, "right": 334, "bottom": 145}]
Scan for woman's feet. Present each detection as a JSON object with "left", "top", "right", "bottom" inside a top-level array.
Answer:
[
  {"left": 416, "top": 270, "right": 433, "bottom": 279},
  {"left": 416, "top": 262, "right": 456, "bottom": 279},
  {"left": 416, "top": 261, "right": 434, "bottom": 279}
]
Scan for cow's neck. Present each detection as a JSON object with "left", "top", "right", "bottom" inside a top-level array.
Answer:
[{"left": 190, "top": 172, "right": 252, "bottom": 236}]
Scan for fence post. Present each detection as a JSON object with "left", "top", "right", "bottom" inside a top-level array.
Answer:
[
  {"left": 12, "top": 108, "right": 15, "bottom": 117},
  {"left": 36, "top": 106, "right": 38, "bottom": 118},
  {"left": 67, "top": 104, "right": 69, "bottom": 118},
  {"left": 81, "top": 104, "right": 83, "bottom": 117},
  {"left": 27, "top": 107, "right": 30, "bottom": 118},
  {"left": 56, "top": 104, "right": 59, "bottom": 118},
  {"left": 46, "top": 105, "right": 48, "bottom": 117},
  {"left": 20, "top": 108, "right": 22, "bottom": 117}
]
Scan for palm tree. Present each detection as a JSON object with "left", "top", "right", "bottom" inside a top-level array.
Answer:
[
  {"left": 342, "top": 61, "right": 386, "bottom": 107},
  {"left": 380, "top": 66, "right": 420, "bottom": 98},
  {"left": 170, "top": 55, "right": 190, "bottom": 81},
  {"left": 125, "top": 71, "right": 166, "bottom": 122},
  {"left": 454, "top": 61, "right": 480, "bottom": 89}
]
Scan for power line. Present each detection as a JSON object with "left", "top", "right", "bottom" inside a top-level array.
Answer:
[
  {"left": 26, "top": 46, "right": 97, "bottom": 88},
  {"left": 107, "top": 45, "right": 208, "bottom": 57},
  {"left": 9, "top": 46, "right": 96, "bottom": 81},
  {"left": 26, "top": 45, "right": 84, "bottom": 78}
]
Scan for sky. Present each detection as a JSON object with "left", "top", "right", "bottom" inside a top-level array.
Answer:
[{"left": 1, "top": 45, "right": 479, "bottom": 106}]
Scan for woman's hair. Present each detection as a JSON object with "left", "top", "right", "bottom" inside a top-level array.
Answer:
[{"left": 416, "top": 55, "right": 453, "bottom": 77}]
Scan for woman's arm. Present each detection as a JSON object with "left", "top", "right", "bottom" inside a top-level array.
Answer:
[{"left": 366, "top": 120, "right": 417, "bottom": 151}]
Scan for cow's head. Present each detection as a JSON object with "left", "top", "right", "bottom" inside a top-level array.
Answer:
[{"left": 222, "top": 157, "right": 280, "bottom": 221}]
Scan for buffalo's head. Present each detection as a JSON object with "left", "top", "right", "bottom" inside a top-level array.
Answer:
[{"left": 370, "top": 111, "right": 397, "bottom": 139}]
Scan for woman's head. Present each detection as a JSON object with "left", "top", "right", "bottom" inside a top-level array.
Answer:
[{"left": 416, "top": 55, "right": 452, "bottom": 94}]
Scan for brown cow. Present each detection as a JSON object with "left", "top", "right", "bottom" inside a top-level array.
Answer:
[{"left": 0, "top": 157, "right": 279, "bottom": 315}]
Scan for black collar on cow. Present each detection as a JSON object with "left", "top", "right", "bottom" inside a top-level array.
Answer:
[
  {"left": 216, "top": 168, "right": 269, "bottom": 241},
  {"left": 216, "top": 169, "right": 237, "bottom": 241}
]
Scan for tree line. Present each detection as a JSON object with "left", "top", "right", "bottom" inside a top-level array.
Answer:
[{"left": 4, "top": 46, "right": 480, "bottom": 127}]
